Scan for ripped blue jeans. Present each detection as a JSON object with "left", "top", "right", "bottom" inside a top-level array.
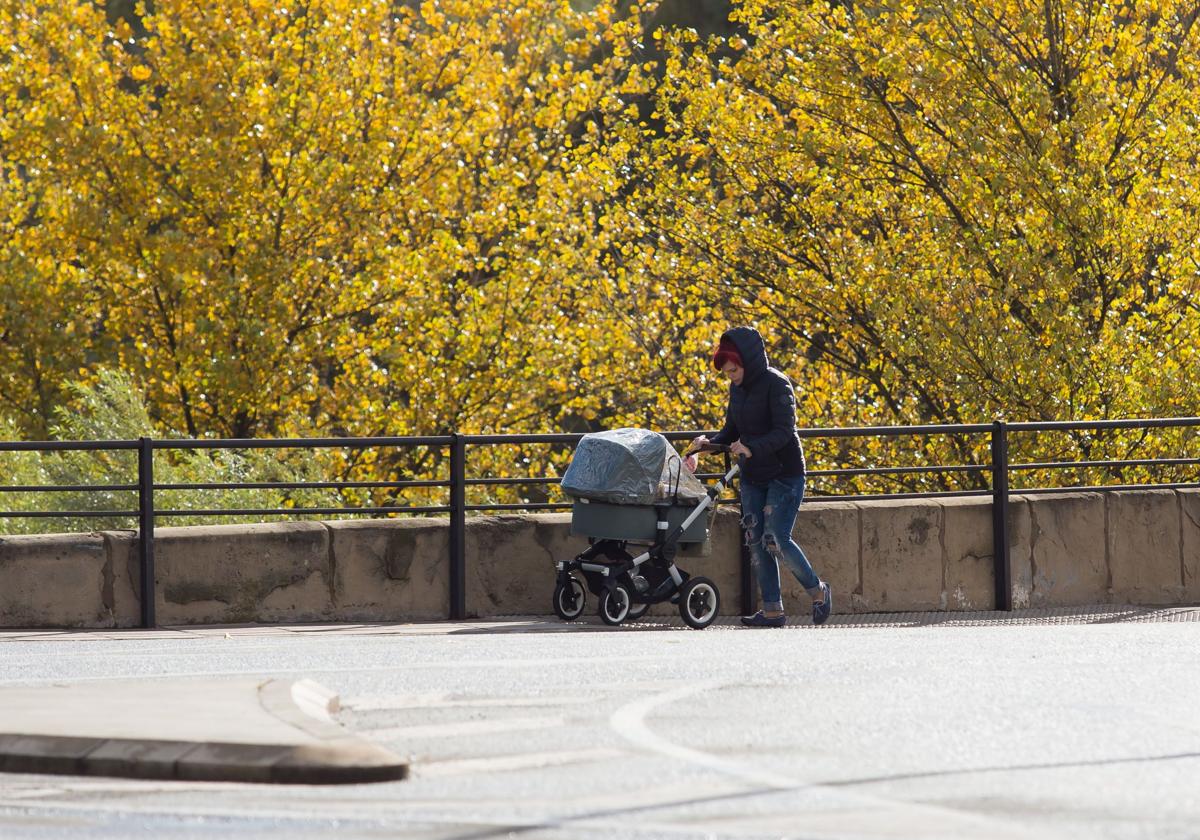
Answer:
[{"left": 740, "top": 474, "right": 821, "bottom": 613}]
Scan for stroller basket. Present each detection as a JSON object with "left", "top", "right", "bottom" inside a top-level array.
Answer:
[{"left": 570, "top": 498, "right": 709, "bottom": 544}]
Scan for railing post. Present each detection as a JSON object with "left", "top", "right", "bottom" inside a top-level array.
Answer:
[
  {"left": 449, "top": 433, "right": 467, "bottom": 620},
  {"left": 137, "top": 436, "right": 156, "bottom": 628},
  {"left": 990, "top": 420, "right": 1012, "bottom": 611}
]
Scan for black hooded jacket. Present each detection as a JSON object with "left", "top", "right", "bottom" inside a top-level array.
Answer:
[{"left": 710, "top": 327, "right": 806, "bottom": 485}]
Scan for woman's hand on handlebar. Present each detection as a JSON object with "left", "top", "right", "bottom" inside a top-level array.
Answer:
[
  {"left": 729, "top": 440, "right": 752, "bottom": 459},
  {"left": 686, "top": 436, "right": 733, "bottom": 456}
]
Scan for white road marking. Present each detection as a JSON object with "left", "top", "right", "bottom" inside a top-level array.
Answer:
[
  {"left": 609, "top": 680, "right": 790, "bottom": 790},
  {"left": 608, "top": 681, "right": 1060, "bottom": 840}
]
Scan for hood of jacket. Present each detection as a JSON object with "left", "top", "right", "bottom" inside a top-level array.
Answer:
[{"left": 721, "top": 326, "right": 769, "bottom": 386}]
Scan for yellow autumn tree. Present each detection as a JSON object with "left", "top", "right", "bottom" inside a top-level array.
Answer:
[
  {"left": 0, "top": 0, "right": 653, "bottom": 441},
  {"left": 0, "top": 0, "right": 674, "bottom": 506},
  {"left": 600, "top": 0, "right": 1200, "bottom": 492}
]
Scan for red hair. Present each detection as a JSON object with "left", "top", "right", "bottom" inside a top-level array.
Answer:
[{"left": 712, "top": 337, "right": 743, "bottom": 370}]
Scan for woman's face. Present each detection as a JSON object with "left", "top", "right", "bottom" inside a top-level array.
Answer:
[{"left": 721, "top": 360, "right": 744, "bottom": 386}]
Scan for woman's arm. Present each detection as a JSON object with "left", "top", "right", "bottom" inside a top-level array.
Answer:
[
  {"left": 741, "top": 376, "right": 797, "bottom": 458},
  {"left": 709, "top": 396, "right": 739, "bottom": 446}
]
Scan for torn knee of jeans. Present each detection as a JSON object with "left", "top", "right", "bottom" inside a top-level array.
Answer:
[
  {"left": 740, "top": 513, "right": 757, "bottom": 530},
  {"left": 763, "top": 505, "right": 774, "bottom": 516},
  {"left": 763, "top": 533, "right": 782, "bottom": 556}
]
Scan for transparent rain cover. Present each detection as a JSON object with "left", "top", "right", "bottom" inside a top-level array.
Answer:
[{"left": 560, "top": 428, "right": 707, "bottom": 505}]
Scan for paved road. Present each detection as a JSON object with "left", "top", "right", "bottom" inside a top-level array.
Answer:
[{"left": 1, "top": 609, "right": 1199, "bottom": 839}]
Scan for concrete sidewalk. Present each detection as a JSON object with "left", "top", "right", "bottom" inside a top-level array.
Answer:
[{"left": 0, "top": 677, "right": 407, "bottom": 785}]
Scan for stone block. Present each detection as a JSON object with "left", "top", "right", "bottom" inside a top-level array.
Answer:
[
  {"left": 271, "top": 738, "right": 408, "bottom": 784},
  {"left": 859, "top": 500, "right": 944, "bottom": 611},
  {"left": 173, "top": 742, "right": 294, "bottom": 783},
  {"left": 940, "top": 497, "right": 995, "bottom": 611},
  {"left": 327, "top": 518, "right": 449, "bottom": 621},
  {"left": 1020, "top": 493, "right": 1107, "bottom": 606},
  {"left": 1106, "top": 490, "right": 1183, "bottom": 605},
  {"left": 1008, "top": 498, "right": 1034, "bottom": 609},
  {"left": 1180, "top": 490, "right": 1200, "bottom": 604},
  {"left": 154, "top": 522, "right": 331, "bottom": 624},
  {"left": 777, "top": 501, "right": 860, "bottom": 612},
  {"left": 99, "top": 531, "right": 141, "bottom": 628},
  {"left": 467, "top": 513, "right": 586, "bottom": 616},
  {"left": 84, "top": 738, "right": 196, "bottom": 780},
  {"left": 0, "top": 734, "right": 105, "bottom": 775},
  {"left": 0, "top": 534, "right": 109, "bottom": 628}
]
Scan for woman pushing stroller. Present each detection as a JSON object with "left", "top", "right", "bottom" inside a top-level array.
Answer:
[{"left": 690, "top": 326, "right": 832, "bottom": 627}]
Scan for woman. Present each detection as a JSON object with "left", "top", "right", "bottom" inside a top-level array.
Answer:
[{"left": 691, "top": 327, "right": 831, "bottom": 627}]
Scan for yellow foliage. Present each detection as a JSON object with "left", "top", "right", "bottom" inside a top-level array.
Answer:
[{"left": 3, "top": 0, "right": 1200, "bottom": 501}]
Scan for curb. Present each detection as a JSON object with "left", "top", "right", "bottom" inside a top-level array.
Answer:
[
  {"left": 0, "top": 679, "right": 407, "bottom": 785},
  {"left": 0, "top": 734, "right": 407, "bottom": 784}
]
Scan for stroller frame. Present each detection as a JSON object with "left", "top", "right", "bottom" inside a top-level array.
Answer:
[{"left": 553, "top": 444, "right": 738, "bottom": 629}]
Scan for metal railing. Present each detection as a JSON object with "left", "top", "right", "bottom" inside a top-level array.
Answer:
[{"left": 2, "top": 417, "right": 1198, "bottom": 627}]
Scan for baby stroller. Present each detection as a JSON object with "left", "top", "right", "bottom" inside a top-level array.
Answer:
[{"left": 552, "top": 429, "right": 738, "bottom": 629}]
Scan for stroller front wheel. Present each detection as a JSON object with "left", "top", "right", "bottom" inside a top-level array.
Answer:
[
  {"left": 599, "top": 584, "right": 632, "bottom": 626},
  {"left": 679, "top": 576, "right": 720, "bottom": 629},
  {"left": 626, "top": 602, "right": 650, "bottom": 621},
  {"left": 553, "top": 577, "right": 586, "bottom": 621}
]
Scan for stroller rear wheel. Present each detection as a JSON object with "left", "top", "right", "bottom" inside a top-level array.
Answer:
[
  {"left": 678, "top": 576, "right": 720, "bottom": 629},
  {"left": 553, "top": 577, "right": 586, "bottom": 621},
  {"left": 626, "top": 602, "right": 650, "bottom": 621},
  {"left": 599, "top": 583, "right": 632, "bottom": 626}
]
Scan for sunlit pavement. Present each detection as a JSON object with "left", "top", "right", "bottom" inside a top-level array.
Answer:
[{"left": 1, "top": 608, "right": 1198, "bottom": 839}]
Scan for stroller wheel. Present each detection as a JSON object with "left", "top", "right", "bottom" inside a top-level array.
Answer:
[
  {"left": 553, "top": 576, "right": 586, "bottom": 621},
  {"left": 626, "top": 602, "right": 650, "bottom": 621},
  {"left": 678, "top": 576, "right": 720, "bottom": 629},
  {"left": 599, "top": 584, "right": 632, "bottom": 626}
]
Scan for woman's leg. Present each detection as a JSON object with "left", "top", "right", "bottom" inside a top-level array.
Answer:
[
  {"left": 740, "top": 482, "right": 783, "bottom": 613},
  {"left": 763, "top": 475, "right": 822, "bottom": 596}
]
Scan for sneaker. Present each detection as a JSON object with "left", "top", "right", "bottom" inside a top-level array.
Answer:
[
  {"left": 813, "top": 582, "right": 832, "bottom": 626},
  {"left": 740, "top": 610, "right": 786, "bottom": 628}
]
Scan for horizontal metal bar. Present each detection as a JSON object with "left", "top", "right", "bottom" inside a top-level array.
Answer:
[
  {"left": 798, "top": 423, "right": 993, "bottom": 438},
  {"left": 466, "top": 503, "right": 574, "bottom": 512},
  {"left": 1011, "top": 482, "right": 1200, "bottom": 496},
  {"left": 808, "top": 464, "right": 987, "bottom": 478},
  {"left": 462, "top": 430, "right": 722, "bottom": 446},
  {"left": 806, "top": 489, "right": 994, "bottom": 502},
  {"left": 0, "top": 484, "right": 138, "bottom": 493},
  {"left": 154, "top": 479, "right": 449, "bottom": 491},
  {"left": 0, "top": 510, "right": 139, "bottom": 518},
  {"left": 1009, "top": 457, "right": 1200, "bottom": 472},
  {"left": 462, "top": 433, "right": 584, "bottom": 445},
  {"left": 0, "top": 440, "right": 140, "bottom": 452},
  {"left": 1009, "top": 417, "right": 1200, "bottom": 433},
  {"left": 152, "top": 436, "right": 454, "bottom": 450},
  {"left": 154, "top": 506, "right": 452, "bottom": 517}
]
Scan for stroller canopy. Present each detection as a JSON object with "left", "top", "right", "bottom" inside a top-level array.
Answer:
[{"left": 560, "top": 428, "right": 707, "bottom": 506}]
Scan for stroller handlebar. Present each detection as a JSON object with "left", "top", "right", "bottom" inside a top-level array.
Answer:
[{"left": 684, "top": 441, "right": 731, "bottom": 455}]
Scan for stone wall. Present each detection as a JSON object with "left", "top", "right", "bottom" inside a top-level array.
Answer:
[{"left": 2, "top": 489, "right": 1198, "bottom": 627}]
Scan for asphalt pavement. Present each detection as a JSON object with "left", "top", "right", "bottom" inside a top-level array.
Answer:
[{"left": 0, "top": 607, "right": 1198, "bottom": 840}]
